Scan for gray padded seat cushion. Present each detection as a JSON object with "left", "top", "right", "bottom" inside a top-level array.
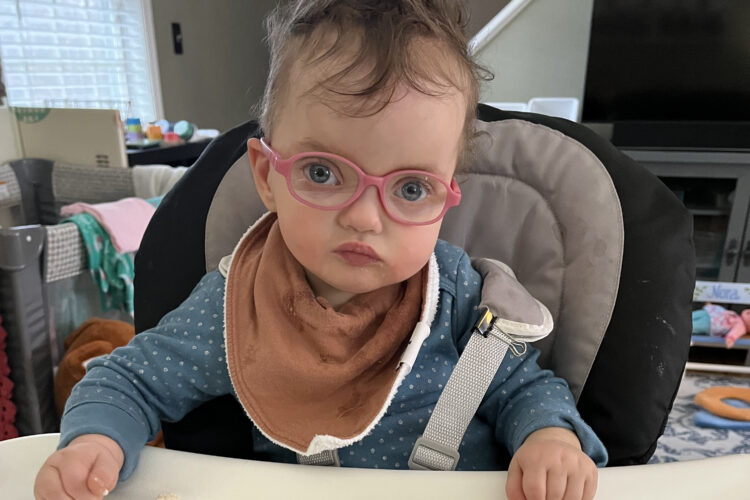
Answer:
[
  {"left": 204, "top": 119, "right": 624, "bottom": 399},
  {"left": 205, "top": 153, "right": 265, "bottom": 272},
  {"left": 440, "top": 120, "right": 623, "bottom": 398}
]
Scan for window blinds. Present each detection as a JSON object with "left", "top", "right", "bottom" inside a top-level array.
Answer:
[{"left": 0, "top": 0, "right": 156, "bottom": 121}]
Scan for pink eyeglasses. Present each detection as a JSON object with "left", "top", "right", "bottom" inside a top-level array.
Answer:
[{"left": 259, "top": 138, "right": 461, "bottom": 225}]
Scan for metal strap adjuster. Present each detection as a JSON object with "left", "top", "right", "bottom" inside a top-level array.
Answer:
[
  {"left": 472, "top": 306, "right": 495, "bottom": 337},
  {"left": 408, "top": 437, "right": 460, "bottom": 471},
  {"left": 297, "top": 449, "right": 340, "bottom": 467}
]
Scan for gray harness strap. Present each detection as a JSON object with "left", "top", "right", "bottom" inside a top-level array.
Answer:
[
  {"left": 408, "top": 309, "right": 525, "bottom": 470},
  {"left": 408, "top": 259, "right": 553, "bottom": 471}
]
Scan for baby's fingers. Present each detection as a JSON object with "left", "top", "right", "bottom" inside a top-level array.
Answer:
[
  {"left": 545, "top": 468, "right": 567, "bottom": 500},
  {"left": 582, "top": 467, "right": 597, "bottom": 500},
  {"left": 86, "top": 450, "right": 120, "bottom": 497},
  {"left": 55, "top": 450, "right": 105, "bottom": 500},
  {"left": 40, "top": 450, "right": 104, "bottom": 500},
  {"left": 562, "top": 461, "right": 598, "bottom": 500},
  {"left": 34, "top": 462, "right": 74, "bottom": 500},
  {"left": 505, "top": 459, "right": 527, "bottom": 500},
  {"left": 520, "top": 464, "right": 547, "bottom": 500},
  {"left": 561, "top": 473, "right": 584, "bottom": 500},
  {"left": 86, "top": 453, "right": 120, "bottom": 498}
]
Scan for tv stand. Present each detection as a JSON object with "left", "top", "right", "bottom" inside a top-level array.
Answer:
[
  {"left": 612, "top": 122, "right": 750, "bottom": 151},
  {"left": 624, "top": 149, "right": 750, "bottom": 373}
]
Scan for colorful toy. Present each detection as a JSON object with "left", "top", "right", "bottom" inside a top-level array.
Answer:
[{"left": 695, "top": 304, "right": 750, "bottom": 347}]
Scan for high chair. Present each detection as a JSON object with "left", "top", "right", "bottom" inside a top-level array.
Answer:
[{"left": 134, "top": 104, "right": 695, "bottom": 467}]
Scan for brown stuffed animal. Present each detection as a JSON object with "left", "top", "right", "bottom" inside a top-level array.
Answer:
[{"left": 54, "top": 317, "right": 164, "bottom": 447}]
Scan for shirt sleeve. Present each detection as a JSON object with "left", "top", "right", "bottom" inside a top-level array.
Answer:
[
  {"left": 453, "top": 253, "right": 608, "bottom": 467},
  {"left": 59, "top": 271, "right": 233, "bottom": 481}
]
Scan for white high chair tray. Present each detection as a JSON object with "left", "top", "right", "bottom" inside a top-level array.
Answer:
[{"left": 2, "top": 434, "right": 748, "bottom": 499}]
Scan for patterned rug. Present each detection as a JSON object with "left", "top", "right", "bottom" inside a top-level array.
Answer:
[{"left": 649, "top": 372, "right": 750, "bottom": 463}]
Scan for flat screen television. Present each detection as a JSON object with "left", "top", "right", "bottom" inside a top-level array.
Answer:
[{"left": 582, "top": 0, "right": 750, "bottom": 150}]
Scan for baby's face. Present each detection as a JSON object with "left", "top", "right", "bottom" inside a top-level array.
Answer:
[{"left": 249, "top": 78, "right": 465, "bottom": 306}]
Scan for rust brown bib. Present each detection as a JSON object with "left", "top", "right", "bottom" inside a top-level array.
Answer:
[{"left": 224, "top": 214, "right": 425, "bottom": 453}]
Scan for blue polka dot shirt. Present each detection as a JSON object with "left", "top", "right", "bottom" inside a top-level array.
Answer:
[{"left": 59, "top": 240, "right": 607, "bottom": 481}]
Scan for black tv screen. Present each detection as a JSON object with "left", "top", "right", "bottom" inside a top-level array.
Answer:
[{"left": 583, "top": 0, "right": 750, "bottom": 147}]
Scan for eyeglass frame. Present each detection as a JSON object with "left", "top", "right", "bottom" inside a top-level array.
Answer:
[{"left": 259, "top": 137, "right": 462, "bottom": 226}]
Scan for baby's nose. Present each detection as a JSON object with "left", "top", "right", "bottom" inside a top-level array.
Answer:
[{"left": 337, "top": 186, "right": 384, "bottom": 233}]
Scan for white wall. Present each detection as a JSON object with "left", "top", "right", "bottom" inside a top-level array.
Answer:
[
  {"left": 148, "top": 0, "right": 516, "bottom": 133},
  {"left": 0, "top": 107, "right": 21, "bottom": 164},
  {"left": 150, "top": 0, "right": 277, "bottom": 133},
  {"left": 474, "top": 0, "right": 594, "bottom": 104},
  {"left": 466, "top": 0, "right": 510, "bottom": 38}
]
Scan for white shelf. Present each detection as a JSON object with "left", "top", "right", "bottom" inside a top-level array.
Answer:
[
  {"left": 690, "top": 336, "right": 750, "bottom": 349},
  {"left": 685, "top": 362, "right": 750, "bottom": 375}
]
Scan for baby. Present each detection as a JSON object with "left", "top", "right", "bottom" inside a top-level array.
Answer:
[{"left": 35, "top": 1, "right": 607, "bottom": 499}]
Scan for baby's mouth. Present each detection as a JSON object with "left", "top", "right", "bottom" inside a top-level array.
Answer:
[{"left": 334, "top": 242, "right": 381, "bottom": 266}]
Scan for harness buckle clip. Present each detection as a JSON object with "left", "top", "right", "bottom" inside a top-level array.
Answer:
[
  {"left": 473, "top": 307, "right": 528, "bottom": 357},
  {"left": 472, "top": 306, "right": 495, "bottom": 338}
]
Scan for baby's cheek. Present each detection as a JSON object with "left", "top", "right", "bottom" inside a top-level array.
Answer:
[
  {"left": 284, "top": 229, "right": 323, "bottom": 268},
  {"left": 390, "top": 230, "right": 439, "bottom": 281}
]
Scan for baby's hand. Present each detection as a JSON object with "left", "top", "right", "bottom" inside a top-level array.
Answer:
[
  {"left": 506, "top": 427, "right": 597, "bottom": 500},
  {"left": 34, "top": 434, "right": 124, "bottom": 500}
]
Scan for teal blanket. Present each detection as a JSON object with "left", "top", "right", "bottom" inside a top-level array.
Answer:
[{"left": 62, "top": 213, "right": 135, "bottom": 315}]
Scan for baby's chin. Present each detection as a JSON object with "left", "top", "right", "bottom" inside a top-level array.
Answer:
[
  {"left": 327, "top": 277, "right": 397, "bottom": 296},
  {"left": 316, "top": 272, "right": 405, "bottom": 298},
  {"left": 303, "top": 259, "right": 423, "bottom": 303}
]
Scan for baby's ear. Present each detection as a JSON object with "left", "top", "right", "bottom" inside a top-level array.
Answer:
[{"left": 247, "top": 138, "right": 277, "bottom": 212}]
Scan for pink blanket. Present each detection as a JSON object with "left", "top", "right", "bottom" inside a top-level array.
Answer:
[{"left": 61, "top": 197, "right": 156, "bottom": 253}]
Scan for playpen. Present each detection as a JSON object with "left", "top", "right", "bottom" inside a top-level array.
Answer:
[{"left": 0, "top": 159, "right": 144, "bottom": 435}]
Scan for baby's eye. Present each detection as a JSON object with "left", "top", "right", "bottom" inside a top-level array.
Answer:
[
  {"left": 395, "top": 179, "right": 431, "bottom": 202},
  {"left": 303, "top": 163, "right": 338, "bottom": 185}
]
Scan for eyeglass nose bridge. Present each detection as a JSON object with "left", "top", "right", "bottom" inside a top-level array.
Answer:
[{"left": 342, "top": 171, "right": 391, "bottom": 211}]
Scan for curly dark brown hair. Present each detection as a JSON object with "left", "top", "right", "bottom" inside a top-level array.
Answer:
[{"left": 258, "top": 0, "right": 492, "bottom": 169}]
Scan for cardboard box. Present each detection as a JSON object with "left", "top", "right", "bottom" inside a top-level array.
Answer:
[{"left": 12, "top": 107, "right": 128, "bottom": 168}]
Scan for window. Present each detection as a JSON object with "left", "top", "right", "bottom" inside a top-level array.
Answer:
[{"left": 0, "top": 0, "right": 159, "bottom": 122}]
